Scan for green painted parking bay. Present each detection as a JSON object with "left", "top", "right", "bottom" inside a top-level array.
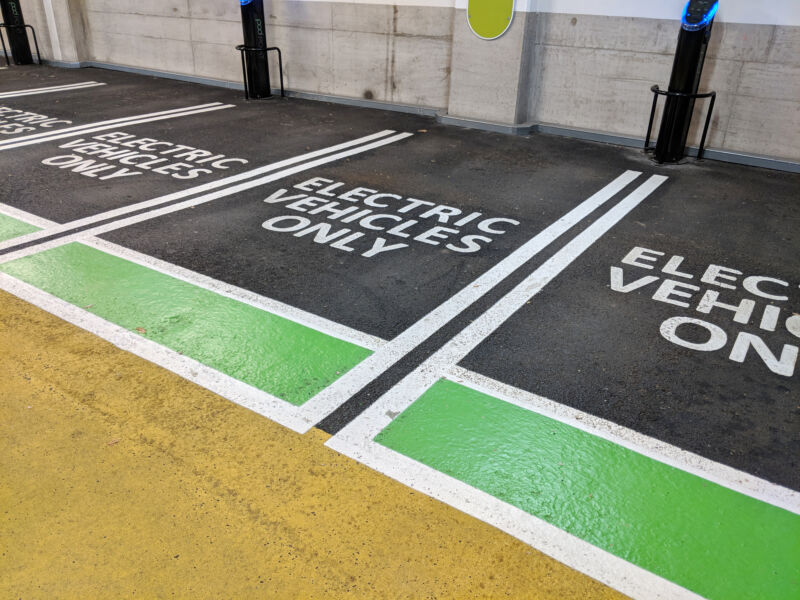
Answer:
[
  {"left": 375, "top": 379, "right": 800, "bottom": 600},
  {"left": 0, "top": 242, "right": 372, "bottom": 405}
]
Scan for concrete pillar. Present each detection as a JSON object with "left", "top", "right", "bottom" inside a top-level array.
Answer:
[{"left": 36, "top": 0, "right": 87, "bottom": 63}]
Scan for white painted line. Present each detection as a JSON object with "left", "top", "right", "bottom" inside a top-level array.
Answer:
[
  {"left": 0, "top": 272, "right": 312, "bottom": 433},
  {"left": 330, "top": 176, "right": 668, "bottom": 444},
  {"left": 0, "top": 101, "right": 226, "bottom": 147},
  {"left": 84, "top": 237, "right": 385, "bottom": 351},
  {"left": 326, "top": 175, "right": 694, "bottom": 600},
  {"left": 300, "top": 170, "right": 643, "bottom": 424},
  {"left": 0, "top": 102, "right": 232, "bottom": 150},
  {"left": 0, "top": 129, "right": 397, "bottom": 252},
  {"left": 0, "top": 81, "right": 106, "bottom": 98},
  {"left": 447, "top": 366, "right": 800, "bottom": 514}
]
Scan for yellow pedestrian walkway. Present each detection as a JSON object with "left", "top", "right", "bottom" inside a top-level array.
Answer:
[{"left": 0, "top": 290, "right": 623, "bottom": 599}]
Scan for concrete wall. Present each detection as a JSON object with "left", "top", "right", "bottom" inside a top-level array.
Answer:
[
  {"left": 526, "top": 14, "right": 800, "bottom": 160},
  {"left": 15, "top": 0, "right": 800, "bottom": 162},
  {"left": 46, "top": 0, "right": 455, "bottom": 109}
]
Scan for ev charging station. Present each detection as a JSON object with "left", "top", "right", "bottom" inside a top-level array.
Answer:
[
  {"left": 239, "top": 0, "right": 272, "bottom": 99},
  {"left": 0, "top": 0, "right": 34, "bottom": 65},
  {"left": 652, "top": 0, "right": 719, "bottom": 163}
]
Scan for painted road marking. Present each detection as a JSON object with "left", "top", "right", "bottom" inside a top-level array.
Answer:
[
  {"left": 0, "top": 245, "right": 375, "bottom": 432},
  {"left": 447, "top": 367, "right": 800, "bottom": 512},
  {"left": 0, "top": 102, "right": 234, "bottom": 151},
  {"left": 374, "top": 377, "right": 800, "bottom": 600},
  {"left": 0, "top": 242, "right": 374, "bottom": 406},
  {"left": 0, "top": 204, "right": 385, "bottom": 432},
  {"left": 302, "top": 171, "right": 644, "bottom": 423},
  {"left": 85, "top": 236, "right": 383, "bottom": 351},
  {"left": 0, "top": 132, "right": 415, "bottom": 266},
  {"left": 0, "top": 198, "right": 381, "bottom": 350},
  {"left": 0, "top": 132, "right": 411, "bottom": 431},
  {"left": 327, "top": 173, "right": 800, "bottom": 599},
  {"left": 0, "top": 102, "right": 228, "bottom": 148},
  {"left": 0, "top": 81, "right": 106, "bottom": 98},
  {"left": 0, "top": 102, "right": 224, "bottom": 149},
  {"left": 0, "top": 130, "right": 399, "bottom": 252}
]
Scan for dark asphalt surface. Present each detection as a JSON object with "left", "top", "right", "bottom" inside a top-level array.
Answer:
[{"left": 3, "top": 65, "right": 798, "bottom": 491}]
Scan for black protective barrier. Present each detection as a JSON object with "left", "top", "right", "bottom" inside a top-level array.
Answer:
[
  {"left": 651, "top": 0, "right": 719, "bottom": 163},
  {"left": 0, "top": 0, "right": 39, "bottom": 66}
]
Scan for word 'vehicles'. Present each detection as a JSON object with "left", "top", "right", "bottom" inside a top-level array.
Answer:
[
  {"left": 611, "top": 246, "right": 800, "bottom": 377},
  {"left": 261, "top": 177, "right": 522, "bottom": 259},
  {"left": 0, "top": 106, "right": 71, "bottom": 135},
  {"left": 40, "top": 132, "right": 249, "bottom": 181}
]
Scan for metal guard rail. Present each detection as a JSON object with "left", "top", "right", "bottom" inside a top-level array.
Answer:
[
  {"left": 235, "top": 44, "right": 285, "bottom": 100},
  {"left": 0, "top": 23, "right": 42, "bottom": 67},
  {"left": 645, "top": 84, "right": 717, "bottom": 161}
]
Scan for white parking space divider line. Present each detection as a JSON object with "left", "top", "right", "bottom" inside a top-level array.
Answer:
[
  {"left": 0, "top": 102, "right": 233, "bottom": 150},
  {"left": 0, "top": 130, "right": 398, "bottom": 252},
  {"left": 0, "top": 81, "right": 106, "bottom": 98},
  {"left": 329, "top": 175, "right": 669, "bottom": 448},
  {"left": 300, "top": 170, "right": 643, "bottom": 424}
]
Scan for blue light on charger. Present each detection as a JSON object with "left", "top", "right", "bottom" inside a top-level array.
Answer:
[
  {"left": 681, "top": 1, "right": 719, "bottom": 31},
  {"left": 241, "top": 0, "right": 253, "bottom": 5}
]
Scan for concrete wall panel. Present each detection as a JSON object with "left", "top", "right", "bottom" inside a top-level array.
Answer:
[
  {"left": 392, "top": 34, "right": 451, "bottom": 107},
  {"left": 769, "top": 26, "right": 800, "bottom": 66},
  {"left": 724, "top": 97, "right": 800, "bottom": 160},
  {"left": 270, "top": 25, "right": 334, "bottom": 93},
  {"left": 447, "top": 9, "right": 527, "bottom": 124}
]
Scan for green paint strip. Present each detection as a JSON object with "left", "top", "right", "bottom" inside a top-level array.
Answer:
[
  {"left": 0, "top": 214, "right": 39, "bottom": 242},
  {"left": 375, "top": 379, "right": 800, "bottom": 600},
  {"left": 0, "top": 243, "right": 372, "bottom": 405}
]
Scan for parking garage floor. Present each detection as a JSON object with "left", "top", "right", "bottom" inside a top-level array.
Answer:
[{"left": 1, "top": 65, "right": 798, "bottom": 600}]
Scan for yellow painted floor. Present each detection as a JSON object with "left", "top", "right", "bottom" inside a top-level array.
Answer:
[{"left": 0, "top": 290, "right": 626, "bottom": 599}]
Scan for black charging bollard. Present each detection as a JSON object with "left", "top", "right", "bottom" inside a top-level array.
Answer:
[
  {"left": 0, "top": 0, "right": 33, "bottom": 65},
  {"left": 655, "top": 0, "right": 718, "bottom": 163},
  {"left": 240, "top": 0, "right": 271, "bottom": 98}
]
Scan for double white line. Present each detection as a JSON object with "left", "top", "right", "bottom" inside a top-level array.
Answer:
[
  {"left": 0, "top": 81, "right": 106, "bottom": 99},
  {"left": 0, "top": 129, "right": 413, "bottom": 257},
  {"left": 303, "top": 172, "right": 668, "bottom": 423},
  {"left": 0, "top": 102, "right": 234, "bottom": 152}
]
